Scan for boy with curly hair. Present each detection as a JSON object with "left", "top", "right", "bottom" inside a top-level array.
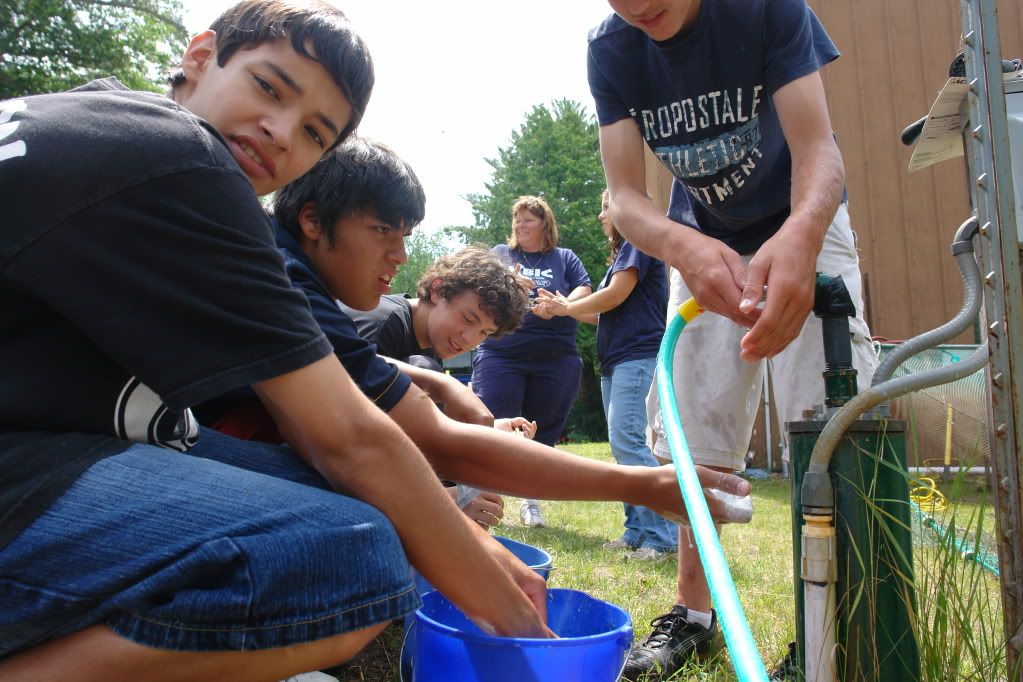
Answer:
[{"left": 347, "top": 245, "right": 534, "bottom": 365}]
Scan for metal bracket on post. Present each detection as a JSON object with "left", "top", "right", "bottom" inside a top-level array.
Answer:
[{"left": 960, "top": 0, "right": 1023, "bottom": 671}]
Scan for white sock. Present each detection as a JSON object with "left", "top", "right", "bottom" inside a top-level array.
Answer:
[{"left": 685, "top": 607, "right": 714, "bottom": 629}]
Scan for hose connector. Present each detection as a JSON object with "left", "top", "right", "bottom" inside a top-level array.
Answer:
[{"left": 801, "top": 514, "right": 837, "bottom": 584}]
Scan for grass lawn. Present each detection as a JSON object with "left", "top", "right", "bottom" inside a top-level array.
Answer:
[{"left": 334, "top": 442, "right": 1006, "bottom": 681}]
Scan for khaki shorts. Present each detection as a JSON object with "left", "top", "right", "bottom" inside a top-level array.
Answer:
[{"left": 647, "top": 204, "right": 878, "bottom": 471}]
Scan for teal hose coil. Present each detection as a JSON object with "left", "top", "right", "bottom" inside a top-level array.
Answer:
[{"left": 657, "top": 308, "right": 768, "bottom": 682}]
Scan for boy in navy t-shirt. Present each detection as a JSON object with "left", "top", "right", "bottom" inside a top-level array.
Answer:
[{"left": 588, "top": 0, "right": 877, "bottom": 679}]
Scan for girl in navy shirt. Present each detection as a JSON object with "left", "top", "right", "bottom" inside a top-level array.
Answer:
[{"left": 539, "top": 190, "right": 675, "bottom": 558}]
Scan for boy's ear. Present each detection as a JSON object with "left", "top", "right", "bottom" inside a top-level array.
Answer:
[
  {"left": 297, "top": 202, "right": 323, "bottom": 242},
  {"left": 429, "top": 278, "right": 444, "bottom": 304},
  {"left": 180, "top": 30, "right": 218, "bottom": 85}
]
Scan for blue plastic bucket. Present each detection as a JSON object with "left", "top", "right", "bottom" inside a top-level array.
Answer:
[
  {"left": 413, "top": 536, "right": 553, "bottom": 596},
  {"left": 412, "top": 588, "right": 633, "bottom": 682},
  {"left": 402, "top": 536, "right": 554, "bottom": 680}
]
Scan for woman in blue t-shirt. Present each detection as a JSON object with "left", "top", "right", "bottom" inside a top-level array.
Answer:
[
  {"left": 539, "top": 190, "right": 676, "bottom": 559},
  {"left": 471, "top": 195, "right": 592, "bottom": 528}
]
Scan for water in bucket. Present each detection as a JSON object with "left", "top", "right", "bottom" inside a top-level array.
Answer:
[{"left": 412, "top": 588, "right": 633, "bottom": 682}]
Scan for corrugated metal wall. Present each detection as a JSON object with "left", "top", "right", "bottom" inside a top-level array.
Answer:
[{"left": 643, "top": 1, "right": 1023, "bottom": 466}]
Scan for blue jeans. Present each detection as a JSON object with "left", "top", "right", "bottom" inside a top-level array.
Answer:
[
  {"left": 0, "top": 428, "right": 418, "bottom": 656},
  {"left": 601, "top": 358, "right": 678, "bottom": 552}
]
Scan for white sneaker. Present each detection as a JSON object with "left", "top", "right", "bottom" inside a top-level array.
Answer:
[
  {"left": 625, "top": 546, "right": 675, "bottom": 562},
  {"left": 281, "top": 673, "right": 340, "bottom": 682},
  {"left": 519, "top": 500, "right": 546, "bottom": 528}
]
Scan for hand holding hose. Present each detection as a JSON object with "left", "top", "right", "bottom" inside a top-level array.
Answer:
[
  {"left": 649, "top": 464, "right": 752, "bottom": 525},
  {"left": 672, "top": 231, "right": 760, "bottom": 329},
  {"left": 738, "top": 226, "right": 819, "bottom": 362}
]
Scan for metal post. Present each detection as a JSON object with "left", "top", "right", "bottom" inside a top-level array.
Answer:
[{"left": 960, "top": 0, "right": 1023, "bottom": 673}]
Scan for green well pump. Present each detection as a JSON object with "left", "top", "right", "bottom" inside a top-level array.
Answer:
[{"left": 787, "top": 274, "right": 919, "bottom": 682}]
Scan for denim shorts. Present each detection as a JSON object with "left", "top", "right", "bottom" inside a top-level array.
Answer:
[{"left": 0, "top": 428, "right": 418, "bottom": 656}]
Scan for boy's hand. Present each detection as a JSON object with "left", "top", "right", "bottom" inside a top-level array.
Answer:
[
  {"left": 494, "top": 417, "right": 538, "bottom": 440},
  {"left": 462, "top": 491, "right": 505, "bottom": 530},
  {"left": 480, "top": 532, "right": 554, "bottom": 637},
  {"left": 645, "top": 464, "right": 752, "bottom": 524},
  {"left": 738, "top": 228, "right": 818, "bottom": 362},
  {"left": 672, "top": 231, "right": 760, "bottom": 329}
]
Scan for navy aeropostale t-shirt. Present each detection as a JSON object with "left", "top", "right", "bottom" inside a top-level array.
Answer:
[
  {"left": 597, "top": 242, "right": 667, "bottom": 375},
  {"left": 477, "top": 245, "right": 591, "bottom": 358},
  {"left": 587, "top": 0, "right": 840, "bottom": 254}
]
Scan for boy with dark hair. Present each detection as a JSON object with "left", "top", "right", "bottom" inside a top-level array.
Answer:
[
  {"left": 0, "top": 3, "right": 556, "bottom": 679},
  {"left": 254, "top": 138, "right": 752, "bottom": 548}
]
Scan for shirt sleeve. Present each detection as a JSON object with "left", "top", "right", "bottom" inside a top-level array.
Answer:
[
  {"left": 564, "top": 249, "right": 593, "bottom": 291},
  {"left": 372, "top": 308, "right": 415, "bottom": 360},
  {"left": 4, "top": 167, "right": 331, "bottom": 411},
  {"left": 610, "top": 242, "right": 650, "bottom": 280},
  {"left": 289, "top": 264, "right": 412, "bottom": 412},
  {"left": 587, "top": 46, "right": 633, "bottom": 127},
  {"left": 762, "top": 0, "right": 840, "bottom": 95}
]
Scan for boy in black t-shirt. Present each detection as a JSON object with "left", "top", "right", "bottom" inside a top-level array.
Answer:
[
  {"left": 0, "top": 2, "right": 561, "bottom": 678},
  {"left": 345, "top": 245, "right": 532, "bottom": 365}
]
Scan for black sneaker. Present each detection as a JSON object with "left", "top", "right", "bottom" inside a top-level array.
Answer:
[
  {"left": 769, "top": 641, "right": 800, "bottom": 681},
  {"left": 621, "top": 605, "right": 716, "bottom": 681}
]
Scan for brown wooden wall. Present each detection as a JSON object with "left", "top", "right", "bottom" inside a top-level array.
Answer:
[
  {"left": 646, "top": 0, "right": 1023, "bottom": 343},
  {"left": 643, "top": 1, "right": 1023, "bottom": 467}
]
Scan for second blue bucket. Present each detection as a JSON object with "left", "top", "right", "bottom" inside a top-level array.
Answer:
[
  {"left": 413, "top": 536, "right": 553, "bottom": 596},
  {"left": 401, "top": 536, "right": 554, "bottom": 680},
  {"left": 412, "top": 588, "right": 633, "bottom": 682}
]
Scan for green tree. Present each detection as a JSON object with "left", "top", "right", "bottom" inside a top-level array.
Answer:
[
  {"left": 1, "top": 0, "right": 189, "bottom": 99},
  {"left": 391, "top": 229, "right": 450, "bottom": 298},
  {"left": 447, "top": 99, "right": 610, "bottom": 441}
]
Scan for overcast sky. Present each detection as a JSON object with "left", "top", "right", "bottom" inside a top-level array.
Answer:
[{"left": 180, "top": 1, "right": 614, "bottom": 231}]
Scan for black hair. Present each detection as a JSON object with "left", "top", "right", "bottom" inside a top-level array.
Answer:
[
  {"left": 170, "top": 0, "right": 374, "bottom": 146},
  {"left": 272, "top": 137, "right": 426, "bottom": 247}
]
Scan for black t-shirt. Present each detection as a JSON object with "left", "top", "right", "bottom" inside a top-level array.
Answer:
[
  {"left": 0, "top": 79, "right": 332, "bottom": 548},
  {"left": 343, "top": 294, "right": 439, "bottom": 364}
]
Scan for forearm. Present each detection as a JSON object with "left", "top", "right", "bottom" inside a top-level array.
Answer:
[
  {"left": 391, "top": 358, "right": 443, "bottom": 394},
  {"left": 253, "top": 358, "right": 534, "bottom": 631},
  {"left": 565, "top": 285, "right": 591, "bottom": 302},
  {"left": 784, "top": 138, "right": 844, "bottom": 250},
  {"left": 412, "top": 414, "right": 650, "bottom": 505},
  {"left": 564, "top": 287, "right": 623, "bottom": 317},
  {"left": 608, "top": 187, "right": 694, "bottom": 263}
]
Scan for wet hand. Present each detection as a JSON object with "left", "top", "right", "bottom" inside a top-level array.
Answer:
[
  {"left": 535, "top": 288, "right": 569, "bottom": 316},
  {"left": 738, "top": 230, "right": 817, "bottom": 362},
  {"left": 672, "top": 232, "right": 759, "bottom": 328},
  {"left": 495, "top": 417, "right": 538, "bottom": 440},
  {"left": 651, "top": 464, "right": 752, "bottom": 524},
  {"left": 462, "top": 492, "right": 505, "bottom": 530},
  {"left": 484, "top": 536, "right": 556, "bottom": 638}
]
